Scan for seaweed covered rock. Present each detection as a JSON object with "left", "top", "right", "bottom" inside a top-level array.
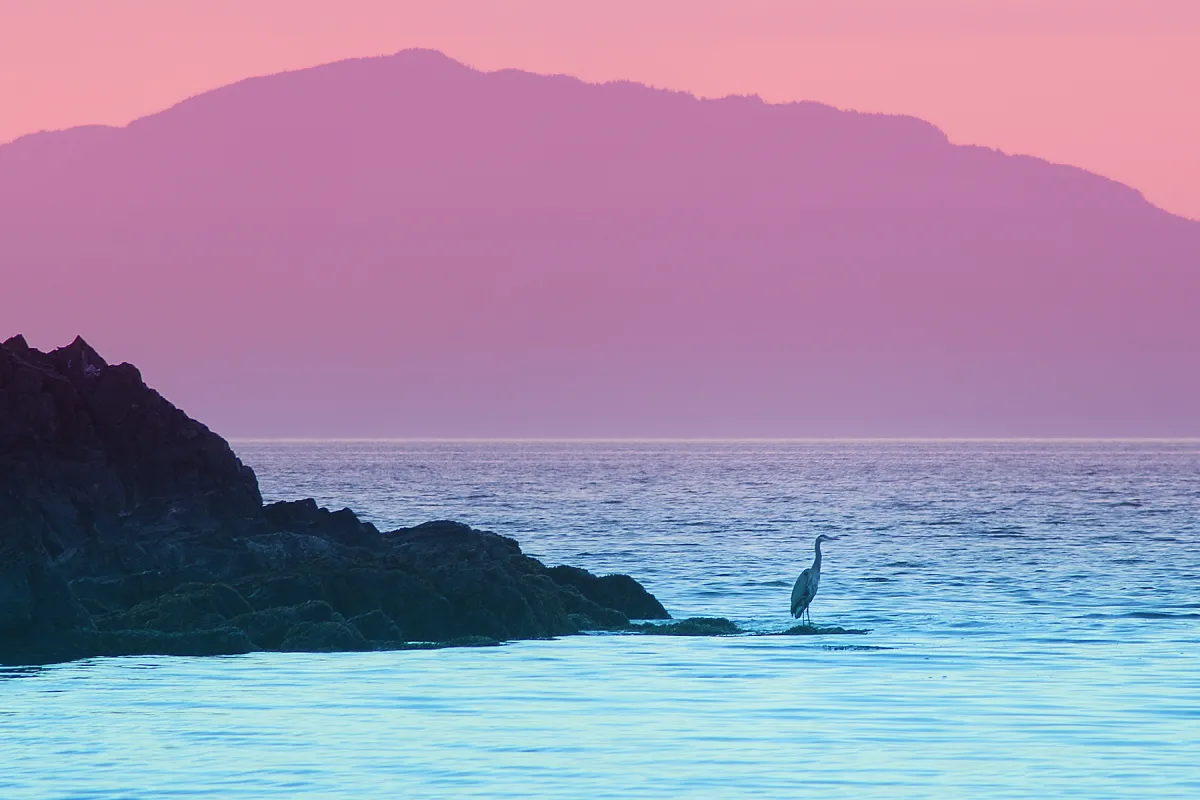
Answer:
[
  {"left": 0, "top": 336, "right": 672, "bottom": 665},
  {"left": 630, "top": 617, "right": 742, "bottom": 636},
  {"left": 779, "top": 624, "right": 868, "bottom": 636}
]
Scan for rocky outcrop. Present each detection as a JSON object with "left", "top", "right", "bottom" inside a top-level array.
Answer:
[{"left": 1, "top": 336, "right": 671, "bottom": 665}]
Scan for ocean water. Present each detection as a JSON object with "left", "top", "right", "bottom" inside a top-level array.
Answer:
[{"left": 3, "top": 440, "right": 1199, "bottom": 798}]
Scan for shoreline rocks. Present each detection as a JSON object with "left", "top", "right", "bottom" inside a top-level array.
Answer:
[{"left": 1, "top": 335, "right": 678, "bottom": 666}]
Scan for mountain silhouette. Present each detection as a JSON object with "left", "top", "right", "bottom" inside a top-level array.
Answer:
[{"left": 2, "top": 49, "right": 1197, "bottom": 436}]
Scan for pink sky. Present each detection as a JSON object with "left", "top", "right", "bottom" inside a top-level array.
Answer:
[{"left": 2, "top": 1, "right": 1198, "bottom": 221}]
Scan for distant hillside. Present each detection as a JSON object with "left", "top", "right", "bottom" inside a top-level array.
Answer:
[{"left": 2, "top": 49, "right": 1197, "bottom": 436}]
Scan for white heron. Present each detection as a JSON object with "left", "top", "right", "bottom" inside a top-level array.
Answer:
[{"left": 791, "top": 534, "right": 840, "bottom": 624}]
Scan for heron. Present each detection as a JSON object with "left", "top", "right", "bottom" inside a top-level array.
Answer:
[{"left": 791, "top": 534, "right": 840, "bottom": 624}]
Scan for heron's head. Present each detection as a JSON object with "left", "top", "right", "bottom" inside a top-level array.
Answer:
[{"left": 815, "top": 534, "right": 840, "bottom": 544}]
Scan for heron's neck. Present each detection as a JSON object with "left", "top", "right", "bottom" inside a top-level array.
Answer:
[{"left": 813, "top": 540, "right": 823, "bottom": 568}]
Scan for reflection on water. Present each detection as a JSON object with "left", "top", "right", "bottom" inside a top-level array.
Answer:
[{"left": 3, "top": 441, "right": 1198, "bottom": 798}]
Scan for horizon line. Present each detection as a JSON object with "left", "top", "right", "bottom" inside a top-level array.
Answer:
[{"left": 227, "top": 436, "right": 1200, "bottom": 444}]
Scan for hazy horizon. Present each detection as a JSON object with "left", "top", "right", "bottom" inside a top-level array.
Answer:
[
  {"left": 3, "top": 49, "right": 1197, "bottom": 440},
  {"left": 225, "top": 437, "right": 1200, "bottom": 443}
]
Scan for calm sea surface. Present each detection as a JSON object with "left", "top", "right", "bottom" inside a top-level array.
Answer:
[{"left": 3, "top": 441, "right": 1199, "bottom": 798}]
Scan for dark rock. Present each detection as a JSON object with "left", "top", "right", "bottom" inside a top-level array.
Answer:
[
  {"left": 566, "top": 608, "right": 629, "bottom": 632},
  {"left": 547, "top": 565, "right": 669, "bottom": 620},
  {"left": 778, "top": 624, "right": 868, "bottom": 636},
  {"left": 263, "top": 498, "right": 380, "bottom": 546},
  {"left": 1, "top": 337, "right": 677, "bottom": 665},
  {"left": 629, "top": 617, "right": 742, "bottom": 636},
  {"left": 94, "top": 583, "right": 253, "bottom": 634},
  {"left": 70, "top": 571, "right": 178, "bottom": 615},
  {"left": 242, "top": 575, "right": 328, "bottom": 611},
  {"left": 349, "top": 610, "right": 404, "bottom": 642},
  {"left": 89, "top": 626, "right": 257, "bottom": 657},
  {"left": 0, "top": 554, "right": 91, "bottom": 638},
  {"left": 279, "top": 620, "right": 370, "bottom": 652},
  {"left": 230, "top": 602, "right": 336, "bottom": 650}
]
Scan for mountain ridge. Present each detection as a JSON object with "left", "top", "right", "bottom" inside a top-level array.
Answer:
[{"left": 2, "top": 49, "right": 1167, "bottom": 218}]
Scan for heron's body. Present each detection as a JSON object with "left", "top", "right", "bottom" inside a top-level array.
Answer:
[{"left": 791, "top": 535, "right": 836, "bottom": 623}]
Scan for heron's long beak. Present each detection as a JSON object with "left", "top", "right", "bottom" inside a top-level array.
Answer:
[{"left": 826, "top": 535, "right": 841, "bottom": 541}]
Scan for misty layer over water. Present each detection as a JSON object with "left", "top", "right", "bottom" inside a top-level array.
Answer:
[{"left": 4, "top": 441, "right": 1199, "bottom": 798}]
